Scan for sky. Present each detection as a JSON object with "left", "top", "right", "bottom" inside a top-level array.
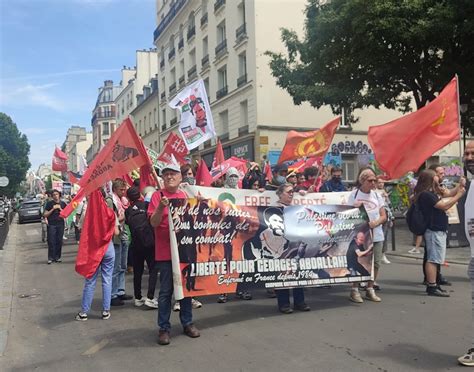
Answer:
[{"left": 0, "top": 0, "right": 156, "bottom": 171}]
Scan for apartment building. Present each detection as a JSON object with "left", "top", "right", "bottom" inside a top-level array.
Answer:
[
  {"left": 62, "top": 126, "right": 88, "bottom": 171},
  {"left": 153, "top": 0, "right": 464, "bottom": 182},
  {"left": 91, "top": 80, "right": 121, "bottom": 156},
  {"left": 69, "top": 133, "right": 92, "bottom": 173}
]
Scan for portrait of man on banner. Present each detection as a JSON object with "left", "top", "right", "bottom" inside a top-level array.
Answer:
[{"left": 169, "top": 79, "right": 216, "bottom": 151}]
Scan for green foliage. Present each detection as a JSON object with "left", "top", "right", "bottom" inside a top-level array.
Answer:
[
  {"left": 0, "top": 113, "right": 31, "bottom": 197},
  {"left": 266, "top": 0, "right": 474, "bottom": 133}
]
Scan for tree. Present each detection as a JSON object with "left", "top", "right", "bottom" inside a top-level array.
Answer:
[
  {"left": 0, "top": 113, "right": 31, "bottom": 197},
  {"left": 266, "top": 0, "right": 474, "bottom": 134}
]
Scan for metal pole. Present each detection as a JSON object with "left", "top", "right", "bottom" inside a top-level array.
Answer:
[
  {"left": 391, "top": 220, "right": 396, "bottom": 251},
  {"left": 456, "top": 74, "right": 463, "bottom": 165}
]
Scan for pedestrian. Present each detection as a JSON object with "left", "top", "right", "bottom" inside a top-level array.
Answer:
[
  {"left": 320, "top": 167, "right": 347, "bottom": 192},
  {"left": 148, "top": 162, "right": 200, "bottom": 345},
  {"left": 43, "top": 189, "right": 67, "bottom": 264},
  {"left": 458, "top": 140, "right": 474, "bottom": 366},
  {"left": 107, "top": 178, "right": 133, "bottom": 306},
  {"left": 266, "top": 164, "right": 289, "bottom": 191},
  {"left": 414, "top": 169, "right": 465, "bottom": 297},
  {"left": 347, "top": 167, "right": 387, "bottom": 303},
  {"left": 275, "top": 183, "right": 310, "bottom": 314},
  {"left": 76, "top": 189, "right": 119, "bottom": 321},
  {"left": 125, "top": 186, "right": 158, "bottom": 309},
  {"left": 295, "top": 166, "right": 322, "bottom": 192}
]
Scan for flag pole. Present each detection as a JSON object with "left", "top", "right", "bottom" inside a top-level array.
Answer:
[{"left": 455, "top": 74, "right": 463, "bottom": 168}]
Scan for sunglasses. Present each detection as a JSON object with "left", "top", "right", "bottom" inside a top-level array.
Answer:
[
  {"left": 285, "top": 189, "right": 295, "bottom": 194},
  {"left": 366, "top": 179, "right": 377, "bottom": 183}
]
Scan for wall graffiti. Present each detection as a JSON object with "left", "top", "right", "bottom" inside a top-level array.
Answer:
[
  {"left": 330, "top": 140, "right": 372, "bottom": 156},
  {"left": 386, "top": 183, "right": 411, "bottom": 216}
]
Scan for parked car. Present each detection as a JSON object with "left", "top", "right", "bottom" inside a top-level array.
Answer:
[{"left": 18, "top": 200, "right": 42, "bottom": 224}]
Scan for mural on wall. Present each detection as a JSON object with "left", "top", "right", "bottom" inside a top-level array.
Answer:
[{"left": 330, "top": 140, "right": 373, "bottom": 156}]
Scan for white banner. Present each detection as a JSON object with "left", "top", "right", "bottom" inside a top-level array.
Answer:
[
  {"left": 181, "top": 185, "right": 351, "bottom": 207},
  {"left": 169, "top": 79, "right": 216, "bottom": 151}
]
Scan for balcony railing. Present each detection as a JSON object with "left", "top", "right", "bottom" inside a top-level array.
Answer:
[
  {"left": 178, "top": 38, "right": 184, "bottom": 50},
  {"left": 168, "top": 48, "right": 175, "bottom": 60},
  {"left": 236, "top": 23, "right": 247, "bottom": 42},
  {"left": 179, "top": 75, "right": 185, "bottom": 86},
  {"left": 215, "top": 39, "right": 227, "bottom": 58},
  {"left": 187, "top": 26, "right": 196, "bottom": 41},
  {"left": 170, "top": 117, "right": 178, "bottom": 126},
  {"left": 160, "top": 91, "right": 166, "bottom": 100},
  {"left": 161, "top": 124, "right": 167, "bottom": 131},
  {"left": 153, "top": 0, "right": 187, "bottom": 42},
  {"left": 237, "top": 73, "right": 247, "bottom": 87},
  {"left": 169, "top": 82, "right": 177, "bottom": 94},
  {"left": 214, "top": 0, "right": 225, "bottom": 13},
  {"left": 201, "top": 54, "right": 209, "bottom": 69},
  {"left": 200, "top": 12, "right": 208, "bottom": 27},
  {"left": 216, "top": 85, "right": 228, "bottom": 100},
  {"left": 160, "top": 59, "right": 165, "bottom": 69},
  {"left": 188, "top": 65, "right": 197, "bottom": 79}
]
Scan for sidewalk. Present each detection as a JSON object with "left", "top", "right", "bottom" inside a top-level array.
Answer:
[
  {"left": 0, "top": 217, "right": 17, "bottom": 356},
  {"left": 386, "top": 219, "right": 471, "bottom": 265}
]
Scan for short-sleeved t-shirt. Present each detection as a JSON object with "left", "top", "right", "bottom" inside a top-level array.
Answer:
[
  {"left": 464, "top": 180, "right": 474, "bottom": 257},
  {"left": 418, "top": 191, "right": 448, "bottom": 232},
  {"left": 147, "top": 189, "right": 187, "bottom": 261},
  {"left": 347, "top": 189, "right": 385, "bottom": 242},
  {"left": 44, "top": 200, "right": 67, "bottom": 225},
  {"left": 346, "top": 239, "right": 365, "bottom": 268}
]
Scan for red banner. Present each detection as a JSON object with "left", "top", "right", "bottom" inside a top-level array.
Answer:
[
  {"left": 78, "top": 118, "right": 149, "bottom": 197},
  {"left": 157, "top": 132, "right": 189, "bottom": 165},
  {"left": 52, "top": 147, "right": 68, "bottom": 172}
]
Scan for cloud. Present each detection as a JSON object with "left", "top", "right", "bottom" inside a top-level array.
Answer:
[
  {"left": 2, "top": 68, "right": 120, "bottom": 82},
  {"left": 0, "top": 83, "right": 64, "bottom": 111}
]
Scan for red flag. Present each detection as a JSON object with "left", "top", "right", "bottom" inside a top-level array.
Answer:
[
  {"left": 52, "top": 146, "right": 68, "bottom": 172},
  {"left": 212, "top": 139, "right": 225, "bottom": 169},
  {"left": 368, "top": 77, "right": 460, "bottom": 179},
  {"left": 122, "top": 173, "right": 134, "bottom": 187},
  {"left": 139, "top": 164, "right": 157, "bottom": 191},
  {"left": 195, "top": 159, "right": 213, "bottom": 186},
  {"left": 264, "top": 162, "right": 272, "bottom": 181},
  {"left": 78, "top": 118, "right": 149, "bottom": 197},
  {"left": 278, "top": 117, "right": 340, "bottom": 164},
  {"left": 210, "top": 156, "right": 248, "bottom": 181},
  {"left": 75, "top": 189, "right": 116, "bottom": 279},
  {"left": 68, "top": 171, "right": 82, "bottom": 185},
  {"left": 60, "top": 187, "right": 86, "bottom": 218},
  {"left": 157, "top": 132, "right": 189, "bottom": 165}
]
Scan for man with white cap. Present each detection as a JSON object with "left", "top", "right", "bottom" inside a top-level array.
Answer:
[{"left": 148, "top": 161, "right": 200, "bottom": 345}]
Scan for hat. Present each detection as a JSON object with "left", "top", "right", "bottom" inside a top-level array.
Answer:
[
  {"left": 162, "top": 163, "right": 181, "bottom": 173},
  {"left": 226, "top": 167, "right": 239, "bottom": 177},
  {"left": 126, "top": 186, "right": 141, "bottom": 202}
]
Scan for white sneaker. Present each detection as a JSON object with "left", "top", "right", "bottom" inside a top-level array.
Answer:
[
  {"left": 408, "top": 248, "right": 421, "bottom": 254},
  {"left": 144, "top": 297, "right": 158, "bottom": 309},
  {"left": 173, "top": 301, "right": 181, "bottom": 312},
  {"left": 192, "top": 298, "right": 202, "bottom": 309},
  {"left": 381, "top": 254, "right": 391, "bottom": 264},
  {"left": 134, "top": 297, "right": 146, "bottom": 307},
  {"left": 366, "top": 288, "right": 382, "bottom": 302},
  {"left": 350, "top": 289, "right": 363, "bottom": 303}
]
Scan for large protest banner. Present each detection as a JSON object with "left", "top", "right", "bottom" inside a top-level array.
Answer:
[{"left": 169, "top": 197, "right": 372, "bottom": 298}]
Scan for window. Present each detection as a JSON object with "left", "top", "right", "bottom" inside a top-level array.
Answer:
[
  {"left": 202, "top": 36, "right": 208, "bottom": 57},
  {"left": 179, "top": 59, "right": 185, "bottom": 77},
  {"left": 341, "top": 155, "right": 357, "bottom": 182},
  {"left": 204, "top": 78, "right": 210, "bottom": 96},
  {"left": 219, "top": 110, "right": 229, "bottom": 137},
  {"left": 189, "top": 48, "right": 196, "bottom": 66},
  {"left": 154, "top": 108, "right": 157, "bottom": 129},
  {"left": 238, "top": 0, "right": 246, "bottom": 24},
  {"left": 240, "top": 100, "right": 248, "bottom": 127},
  {"left": 102, "top": 122, "right": 109, "bottom": 136},
  {"left": 218, "top": 65, "right": 227, "bottom": 89},
  {"left": 217, "top": 20, "right": 226, "bottom": 44},
  {"left": 162, "top": 109, "right": 167, "bottom": 129},
  {"left": 238, "top": 52, "right": 247, "bottom": 86}
]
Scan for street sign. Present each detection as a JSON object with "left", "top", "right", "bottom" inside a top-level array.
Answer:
[{"left": 0, "top": 177, "right": 9, "bottom": 187}]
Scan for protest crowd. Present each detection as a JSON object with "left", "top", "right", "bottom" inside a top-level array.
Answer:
[{"left": 40, "top": 78, "right": 474, "bottom": 366}]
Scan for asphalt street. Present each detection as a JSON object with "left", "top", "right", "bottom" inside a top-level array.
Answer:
[{"left": 0, "top": 218, "right": 472, "bottom": 372}]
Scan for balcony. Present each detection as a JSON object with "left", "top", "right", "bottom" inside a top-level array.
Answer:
[
  {"left": 161, "top": 124, "right": 167, "bottom": 131},
  {"left": 168, "top": 48, "right": 175, "bottom": 61},
  {"left": 187, "top": 26, "right": 196, "bottom": 41},
  {"left": 169, "top": 82, "right": 177, "bottom": 95},
  {"left": 160, "top": 91, "right": 166, "bottom": 100},
  {"left": 235, "top": 23, "right": 247, "bottom": 43},
  {"left": 188, "top": 65, "right": 197, "bottom": 80},
  {"left": 160, "top": 59, "right": 165, "bottom": 70},
  {"left": 170, "top": 117, "right": 178, "bottom": 126},
  {"left": 91, "top": 110, "right": 115, "bottom": 124},
  {"left": 153, "top": 0, "right": 187, "bottom": 42},
  {"left": 216, "top": 85, "right": 228, "bottom": 100},
  {"left": 201, "top": 54, "right": 210, "bottom": 69},
  {"left": 237, "top": 74, "right": 247, "bottom": 87},
  {"left": 179, "top": 75, "right": 185, "bottom": 87},
  {"left": 178, "top": 38, "right": 184, "bottom": 50},
  {"left": 200, "top": 12, "right": 208, "bottom": 27},
  {"left": 215, "top": 39, "right": 227, "bottom": 59},
  {"left": 214, "top": 0, "right": 225, "bottom": 13}
]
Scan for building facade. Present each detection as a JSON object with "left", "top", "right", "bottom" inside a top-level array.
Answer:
[
  {"left": 62, "top": 126, "right": 88, "bottom": 171},
  {"left": 69, "top": 133, "right": 92, "bottom": 173},
  {"left": 153, "top": 0, "right": 467, "bottom": 182}
]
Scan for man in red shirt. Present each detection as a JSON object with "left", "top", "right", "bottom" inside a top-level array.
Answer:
[{"left": 148, "top": 163, "right": 200, "bottom": 345}]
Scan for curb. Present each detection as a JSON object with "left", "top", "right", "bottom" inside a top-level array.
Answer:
[{"left": 387, "top": 251, "right": 470, "bottom": 266}]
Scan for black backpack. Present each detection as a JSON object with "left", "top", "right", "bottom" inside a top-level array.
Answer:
[
  {"left": 125, "top": 201, "right": 155, "bottom": 249},
  {"left": 406, "top": 201, "right": 429, "bottom": 235}
]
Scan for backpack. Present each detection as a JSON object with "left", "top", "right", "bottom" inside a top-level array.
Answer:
[
  {"left": 125, "top": 201, "right": 155, "bottom": 249},
  {"left": 406, "top": 201, "right": 429, "bottom": 235}
]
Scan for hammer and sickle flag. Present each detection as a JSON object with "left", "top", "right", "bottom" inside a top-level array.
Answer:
[
  {"left": 277, "top": 117, "right": 340, "bottom": 164},
  {"left": 368, "top": 76, "right": 460, "bottom": 180}
]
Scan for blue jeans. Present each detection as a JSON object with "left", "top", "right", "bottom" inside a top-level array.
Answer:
[
  {"left": 47, "top": 223, "right": 64, "bottom": 261},
  {"left": 112, "top": 239, "right": 129, "bottom": 298},
  {"left": 156, "top": 261, "right": 193, "bottom": 331},
  {"left": 81, "top": 241, "right": 115, "bottom": 313},
  {"left": 424, "top": 229, "right": 447, "bottom": 264},
  {"left": 276, "top": 288, "right": 305, "bottom": 308}
]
